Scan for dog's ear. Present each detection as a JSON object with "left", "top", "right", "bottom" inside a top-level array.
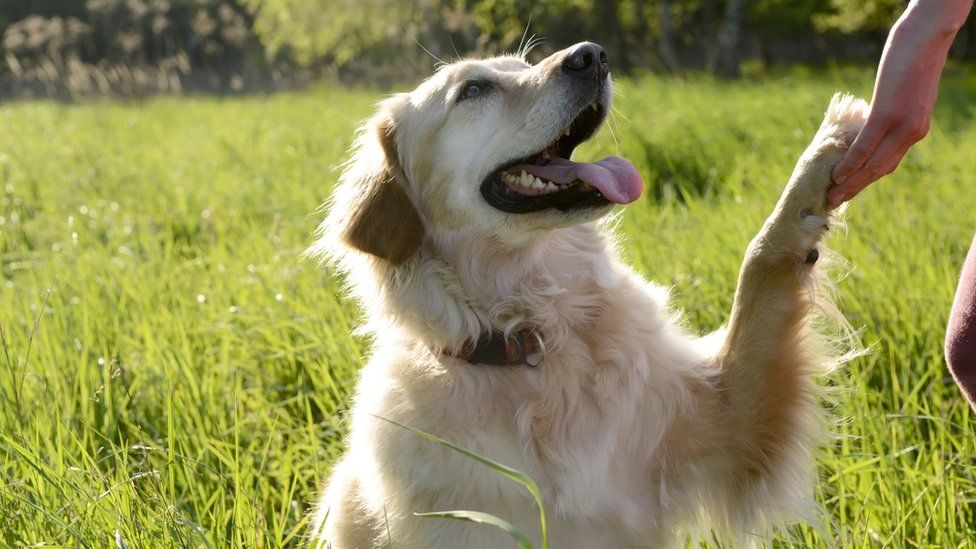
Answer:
[{"left": 339, "top": 113, "right": 425, "bottom": 265}]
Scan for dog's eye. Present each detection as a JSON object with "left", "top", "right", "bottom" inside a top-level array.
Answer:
[{"left": 458, "top": 81, "right": 490, "bottom": 102}]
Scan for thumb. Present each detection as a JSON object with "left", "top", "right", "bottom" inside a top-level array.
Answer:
[
  {"left": 827, "top": 184, "right": 849, "bottom": 208},
  {"left": 832, "top": 117, "right": 887, "bottom": 184},
  {"left": 828, "top": 172, "right": 875, "bottom": 208},
  {"left": 832, "top": 140, "right": 871, "bottom": 185}
]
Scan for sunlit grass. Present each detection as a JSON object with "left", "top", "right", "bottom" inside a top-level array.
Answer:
[{"left": 2, "top": 68, "right": 974, "bottom": 546}]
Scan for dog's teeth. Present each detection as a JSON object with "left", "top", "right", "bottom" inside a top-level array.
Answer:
[
  {"left": 581, "top": 182, "right": 593, "bottom": 190},
  {"left": 507, "top": 170, "right": 558, "bottom": 192}
]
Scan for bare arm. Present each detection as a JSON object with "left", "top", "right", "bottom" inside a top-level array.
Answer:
[{"left": 828, "top": 0, "right": 973, "bottom": 207}]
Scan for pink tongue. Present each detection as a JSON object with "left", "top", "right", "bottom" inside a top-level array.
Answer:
[{"left": 506, "top": 156, "right": 644, "bottom": 204}]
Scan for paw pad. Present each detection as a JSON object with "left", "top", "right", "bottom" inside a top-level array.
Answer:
[{"left": 804, "top": 249, "right": 819, "bottom": 265}]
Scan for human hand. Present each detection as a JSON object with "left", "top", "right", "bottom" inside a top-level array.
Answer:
[{"left": 828, "top": 1, "right": 971, "bottom": 208}]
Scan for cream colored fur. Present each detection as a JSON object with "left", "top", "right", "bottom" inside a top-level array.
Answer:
[{"left": 307, "top": 44, "right": 867, "bottom": 548}]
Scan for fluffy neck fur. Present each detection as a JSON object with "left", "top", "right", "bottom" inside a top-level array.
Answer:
[{"left": 349, "top": 222, "right": 633, "bottom": 354}]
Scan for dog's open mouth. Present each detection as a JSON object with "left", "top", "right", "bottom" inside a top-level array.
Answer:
[{"left": 481, "top": 100, "right": 644, "bottom": 213}]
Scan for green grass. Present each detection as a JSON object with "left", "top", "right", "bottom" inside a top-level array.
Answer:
[{"left": 2, "top": 66, "right": 975, "bottom": 547}]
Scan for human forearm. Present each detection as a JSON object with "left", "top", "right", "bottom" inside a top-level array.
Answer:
[
  {"left": 896, "top": 0, "right": 972, "bottom": 52},
  {"left": 828, "top": 0, "right": 973, "bottom": 206}
]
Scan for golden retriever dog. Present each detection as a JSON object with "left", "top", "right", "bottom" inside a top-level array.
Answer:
[{"left": 308, "top": 42, "right": 866, "bottom": 548}]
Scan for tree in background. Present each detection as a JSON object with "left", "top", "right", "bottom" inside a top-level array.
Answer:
[
  {"left": 0, "top": 0, "right": 938, "bottom": 97},
  {"left": 815, "top": 0, "right": 904, "bottom": 33},
  {"left": 1, "top": 0, "right": 261, "bottom": 98},
  {"left": 709, "top": 0, "right": 747, "bottom": 77},
  {"left": 245, "top": 0, "right": 411, "bottom": 67},
  {"left": 240, "top": 0, "right": 912, "bottom": 79},
  {"left": 658, "top": 0, "right": 680, "bottom": 71}
]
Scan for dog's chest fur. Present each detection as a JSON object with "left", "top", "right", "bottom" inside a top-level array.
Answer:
[{"left": 346, "top": 226, "right": 718, "bottom": 544}]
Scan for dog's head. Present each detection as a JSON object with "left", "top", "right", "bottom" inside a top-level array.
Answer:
[{"left": 321, "top": 42, "right": 643, "bottom": 266}]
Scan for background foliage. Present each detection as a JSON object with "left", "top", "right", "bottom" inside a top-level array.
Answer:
[{"left": 2, "top": 0, "right": 974, "bottom": 97}]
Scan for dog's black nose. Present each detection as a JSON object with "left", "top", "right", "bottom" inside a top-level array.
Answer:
[{"left": 562, "top": 43, "right": 608, "bottom": 80}]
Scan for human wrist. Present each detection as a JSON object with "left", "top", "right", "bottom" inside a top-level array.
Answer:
[{"left": 898, "top": 0, "right": 972, "bottom": 47}]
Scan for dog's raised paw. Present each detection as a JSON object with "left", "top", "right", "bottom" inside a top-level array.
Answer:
[
  {"left": 780, "top": 93, "right": 868, "bottom": 218},
  {"left": 818, "top": 93, "right": 869, "bottom": 149},
  {"left": 759, "top": 93, "right": 866, "bottom": 261}
]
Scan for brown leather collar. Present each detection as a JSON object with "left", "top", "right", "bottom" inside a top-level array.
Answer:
[{"left": 447, "top": 330, "right": 546, "bottom": 367}]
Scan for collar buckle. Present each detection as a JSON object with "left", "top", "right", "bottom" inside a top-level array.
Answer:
[{"left": 448, "top": 329, "right": 546, "bottom": 368}]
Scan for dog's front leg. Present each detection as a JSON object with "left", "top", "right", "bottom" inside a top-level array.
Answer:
[{"left": 708, "top": 95, "right": 867, "bottom": 532}]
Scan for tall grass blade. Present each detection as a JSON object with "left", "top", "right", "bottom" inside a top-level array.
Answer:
[
  {"left": 375, "top": 415, "right": 548, "bottom": 549},
  {"left": 415, "top": 510, "right": 533, "bottom": 549}
]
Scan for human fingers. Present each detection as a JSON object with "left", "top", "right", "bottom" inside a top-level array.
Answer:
[
  {"left": 831, "top": 118, "right": 887, "bottom": 186},
  {"left": 827, "top": 125, "right": 920, "bottom": 206}
]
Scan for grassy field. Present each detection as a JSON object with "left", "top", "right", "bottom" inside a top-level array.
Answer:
[{"left": 2, "top": 67, "right": 975, "bottom": 547}]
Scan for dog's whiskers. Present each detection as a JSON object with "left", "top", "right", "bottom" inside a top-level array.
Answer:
[
  {"left": 516, "top": 17, "right": 533, "bottom": 59},
  {"left": 606, "top": 110, "right": 622, "bottom": 155},
  {"left": 411, "top": 34, "right": 447, "bottom": 68},
  {"left": 522, "top": 35, "right": 546, "bottom": 58}
]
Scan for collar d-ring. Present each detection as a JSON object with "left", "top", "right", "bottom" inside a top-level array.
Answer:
[{"left": 525, "top": 330, "right": 546, "bottom": 367}]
